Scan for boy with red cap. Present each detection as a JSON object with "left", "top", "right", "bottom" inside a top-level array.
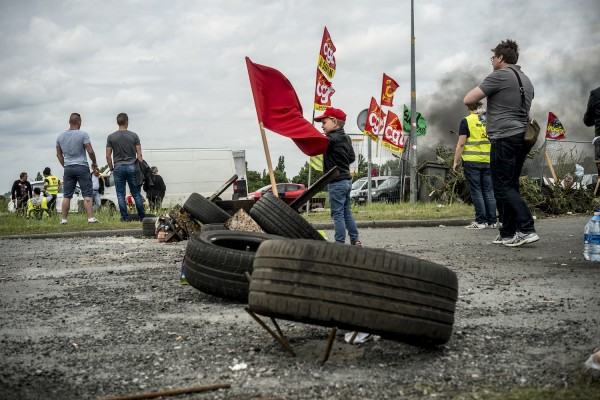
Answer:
[{"left": 314, "top": 107, "right": 361, "bottom": 246}]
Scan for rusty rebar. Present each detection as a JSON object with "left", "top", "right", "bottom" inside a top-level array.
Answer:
[
  {"left": 322, "top": 327, "right": 337, "bottom": 363},
  {"left": 244, "top": 307, "right": 296, "bottom": 357},
  {"left": 96, "top": 383, "right": 230, "bottom": 400}
]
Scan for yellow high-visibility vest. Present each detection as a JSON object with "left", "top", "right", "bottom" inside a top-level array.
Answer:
[
  {"left": 27, "top": 197, "right": 49, "bottom": 219},
  {"left": 462, "top": 114, "right": 490, "bottom": 163},
  {"left": 45, "top": 175, "right": 60, "bottom": 195}
]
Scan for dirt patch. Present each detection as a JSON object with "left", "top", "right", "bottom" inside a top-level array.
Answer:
[{"left": 0, "top": 217, "right": 599, "bottom": 399}]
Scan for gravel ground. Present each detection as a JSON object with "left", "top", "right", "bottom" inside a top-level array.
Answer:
[{"left": 0, "top": 216, "right": 599, "bottom": 400}]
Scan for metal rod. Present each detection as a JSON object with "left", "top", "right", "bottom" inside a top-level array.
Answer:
[
  {"left": 348, "top": 330, "right": 359, "bottom": 345},
  {"left": 322, "top": 327, "right": 337, "bottom": 363},
  {"left": 96, "top": 383, "right": 231, "bottom": 400},
  {"left": 244, "top": 307, "right": 296, "bottom": 357}
]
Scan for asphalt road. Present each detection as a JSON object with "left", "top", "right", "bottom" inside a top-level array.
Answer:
[{"left": 0, "top": 216, "right": 599, "bottom": 399}]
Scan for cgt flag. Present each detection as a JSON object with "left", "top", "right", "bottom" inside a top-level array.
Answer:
[
  {"left": 402, "top": 104, "right": 427, "bottom": 136},
  {"left": 246, "top": 57, "right": 328, "bottom": 156},
  {"left": 545, "top": 112, "right": 566, "bottom": 140},
  {"left": 318, "top": 27, "right": 336, "bottom": 79},
  {"left": 380, "top": 73, "right": 399, "bottom": 107},
  {"left": 314, "top": 69, "right": 335, "bottom": 111},
  {"left": 363, "top": 97, "right": 383, "bottom": 142},
  {"left": 382, "top": 110, "right": 405, "bottom": 153}
]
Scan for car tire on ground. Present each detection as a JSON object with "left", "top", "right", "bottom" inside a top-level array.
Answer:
[
  {"left": 248, "top": 239, "right": 458, "bottom": 345},
  {"left": 183, "top": 230, "right": 283, "bottom": 302},
  {"left": 249, "top": 193, "right": 324, "bottom": 240},
  {"left": 183, "top": 193, "right": 231, "bottom": 224},
  {"left": 142, "top": 217, "right": 157, "bottom": 238}
]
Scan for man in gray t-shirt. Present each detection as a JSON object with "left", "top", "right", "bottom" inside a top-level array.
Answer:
[
  {"left": 56, "top": 113, "right": 99, "bottom": 224},
  {"left": 106, "top": 112, "right": 146, "bottom": 222},
  {"left": 463, "top": 39, "right": 538, "bottom": 248}
]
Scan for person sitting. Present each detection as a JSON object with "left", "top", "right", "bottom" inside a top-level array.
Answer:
[{"left": 27, "top": 188, "right": 50, "bottom": 220}]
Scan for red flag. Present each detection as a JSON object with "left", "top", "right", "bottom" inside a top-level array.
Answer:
[
  {"left": 246, "top": 57, "right": 328, "bottom": 156},
  {"left": 381, "top": 110, "right": 405, "bottom": 153},
  {"left": 380, "top": 73, "right": 399, "bottom": 107},
  {"left": 545, "top": 112, "right": 566, "bottom": 140},
  {"left": 363, "top": 97, "right": 383, "bottom": 142},
  {"left": 314, "top": 69, "right": 335, "bottom": 111},
  {"left": 317, "top": 27, "right": 336, "bottom": 79}
]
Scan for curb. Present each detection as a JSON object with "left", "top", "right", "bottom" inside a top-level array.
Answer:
[{"left": 1, "top": 219, "right": 473, "bottom": 240}]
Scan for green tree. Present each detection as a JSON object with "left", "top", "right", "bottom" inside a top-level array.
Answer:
[
  {"left": 35, "top": 172, "right": 43, "bottom": 181},
  {"left": 292, "top": 162, "right": 323, "bottom": 186}
]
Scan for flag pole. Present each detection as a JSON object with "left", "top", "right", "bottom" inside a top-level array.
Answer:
[
  {"left": 258, "top": 122, "right": 279, "bottom": 196},
  {"left": 409, "top": 0, "right": 418, "bottom": 203}
]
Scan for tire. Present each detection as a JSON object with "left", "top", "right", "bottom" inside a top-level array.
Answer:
[
  {"left": 142, "top": 217, "right": 157, "bottom": 237},
  {"left": 201, "top": 223, "right": 227, "bottom": 232},
  {"left": 183, "top": 193, "right": 230, "bottom": 224},
  {"left": 249, "top": 193, "right": 324, "bottom": 240},
  {"left": 248, "top": 240, "right": 458, "bottom": 345},
  {"left": 183, "top": 230, "right": 283, "bottom": 302}
]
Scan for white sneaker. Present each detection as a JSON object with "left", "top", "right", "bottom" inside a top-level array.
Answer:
[
  {"left": 88, "top": 218, "right": 99, "bottom": 223},
  {"left": 60, "top": 220, "right": 67, "bottom": 225},
  {"left": 487, "top": 223, "right": 499, "bottom": 229},
  {"left": 504, "top": 232, "right": 540, "bottom": 247},
  {"left": 492, "top": 234, "right": 512, "bottom": 244},
  {"left": 465, "top": 221, "right": 486, "bottom": 229}
]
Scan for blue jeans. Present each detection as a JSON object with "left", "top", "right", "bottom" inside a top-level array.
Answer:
[
  {"left": 113, "top": 164, "right": 145, "bottom": 221},
  {"left": 490, "top": 133, "right": 535, "bottom": 237},
  {"left": 328, "top": 179, "right": 359, "bottom": 244},
  {"left": 463, "top": 161, "right": 497, "bottom": 224}
]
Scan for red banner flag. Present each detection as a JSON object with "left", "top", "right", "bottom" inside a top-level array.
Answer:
[
  {"left": 545, "top": 112, "right": 566, "bottom": 140},
  {"left": 381, "top": 110, "right": 405, "bottom": 153},
  {"left": 314, "top": 69, "right": 335, "bottom": 111},
  {"left": 380, "top": 73, "right": 399, "bottom": 107},
  {"left": 245, "top": 57, "right": 329, "bottom": 156},
  {"left": 317, "top": 27, "right": 336, "bottom": 79},
  {"left": 363, "top": 97, "right": 383, "bottom": 142}
]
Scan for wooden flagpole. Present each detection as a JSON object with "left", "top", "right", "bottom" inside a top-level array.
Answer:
[
  {"left": 544, "top": 148, "right": 558, "bottom": 184},
  {"left": 258, "top": 122, "right": 279, "bottom": 196}
]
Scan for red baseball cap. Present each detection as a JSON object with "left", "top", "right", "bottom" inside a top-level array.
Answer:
[{"left": 314, "top": 107, "right": 347, "bottom": 122}]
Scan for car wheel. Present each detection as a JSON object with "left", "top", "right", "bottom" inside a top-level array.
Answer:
[
  {"left": 183, "top": 230, "right": 283, "bottom": 302},
  {"left": 249, "top": 193, "right": 324, "bottom": 240},
  {"left": 183, "top": 193, "right": 231, "bottom": 224},
  {"left": 249, "top": 239, "right": 458, "bottom": 345}
]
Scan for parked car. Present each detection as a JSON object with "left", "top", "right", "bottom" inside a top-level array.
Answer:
[
  {"left": 371, "top": 176, "right": 403, "bottom": 203},
  {"left": 350, "top": 176, "right": 393, "bottom": 204},
  {"left": 30, "top": 180, "right": 81, "bottom": 213},
  {"left": 249, "top": 183, "right": 306, "bottom": 204}
]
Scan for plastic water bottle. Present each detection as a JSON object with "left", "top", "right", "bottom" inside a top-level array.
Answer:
[{"left": 583, "top": 210, "right": 600, "bottom": 261}]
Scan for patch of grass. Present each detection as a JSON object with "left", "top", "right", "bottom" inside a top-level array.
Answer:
[
  {"left": 303, "top": 202, "right": 475, "bottom": 223},
  {"left": 0, "top": 208, "right": 144, "bottom": 236},
  {"left": 451, "top": 381, "right": 600, "bottom": 400}
]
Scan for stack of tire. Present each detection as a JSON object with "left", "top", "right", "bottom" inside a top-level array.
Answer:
[{"left": 182, "top": 192, "right": 459, "bottom": 345}]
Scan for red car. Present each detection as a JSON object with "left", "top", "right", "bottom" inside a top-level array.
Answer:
[{"left": 249, "top": 183, "right": 306, "bottom": 203}]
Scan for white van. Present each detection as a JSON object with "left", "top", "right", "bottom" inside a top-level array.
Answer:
[
  {"left": 30, "top": 180, "right": 80, "bottom": 213},
  {"left": 100, "top": 148, "right": 241, "bottom": 210}
]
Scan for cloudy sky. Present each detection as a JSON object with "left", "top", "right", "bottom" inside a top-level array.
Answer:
[{"left": 1, "top": 0, "right": 598, "bottom": 193}]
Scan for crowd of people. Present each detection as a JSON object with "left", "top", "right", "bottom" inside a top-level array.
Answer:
[
  {"left": 8, "top": 39, "right": 600, "bottom": 238},
  {"left": 9, "top": 112, "right": 167, "bottom": 222}
]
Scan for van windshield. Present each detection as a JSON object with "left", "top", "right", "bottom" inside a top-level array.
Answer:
[{"left": 351, "top": 179, "right": 367, "bottom": 190}]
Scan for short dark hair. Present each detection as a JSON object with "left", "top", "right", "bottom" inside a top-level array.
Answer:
[
  {"left": 20, "top": 172, "right": 27, "bottom": 179},
  {"left": 69, "top": 113, "right": 81, "bottom": 125},
  {"left": 116, "top": 113, "right": 128, "bottom": 126},
  {"left": 491, "top": 39, "right": 519, "bottom": 64},
  {"left": 33, "top": 187, "right": 41, "bottom": 195}
]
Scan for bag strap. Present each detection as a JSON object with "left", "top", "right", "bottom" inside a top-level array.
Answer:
[
  {"left": 507, "top": 66, "right": 525, "bottom": 106},
  {"left": 508, "top": 66, "right": 530, "bottom": 120}
]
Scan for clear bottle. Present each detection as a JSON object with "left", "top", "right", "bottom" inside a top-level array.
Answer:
[{"left": 583, "top": 210, "right": 600, "bottom": 261}]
